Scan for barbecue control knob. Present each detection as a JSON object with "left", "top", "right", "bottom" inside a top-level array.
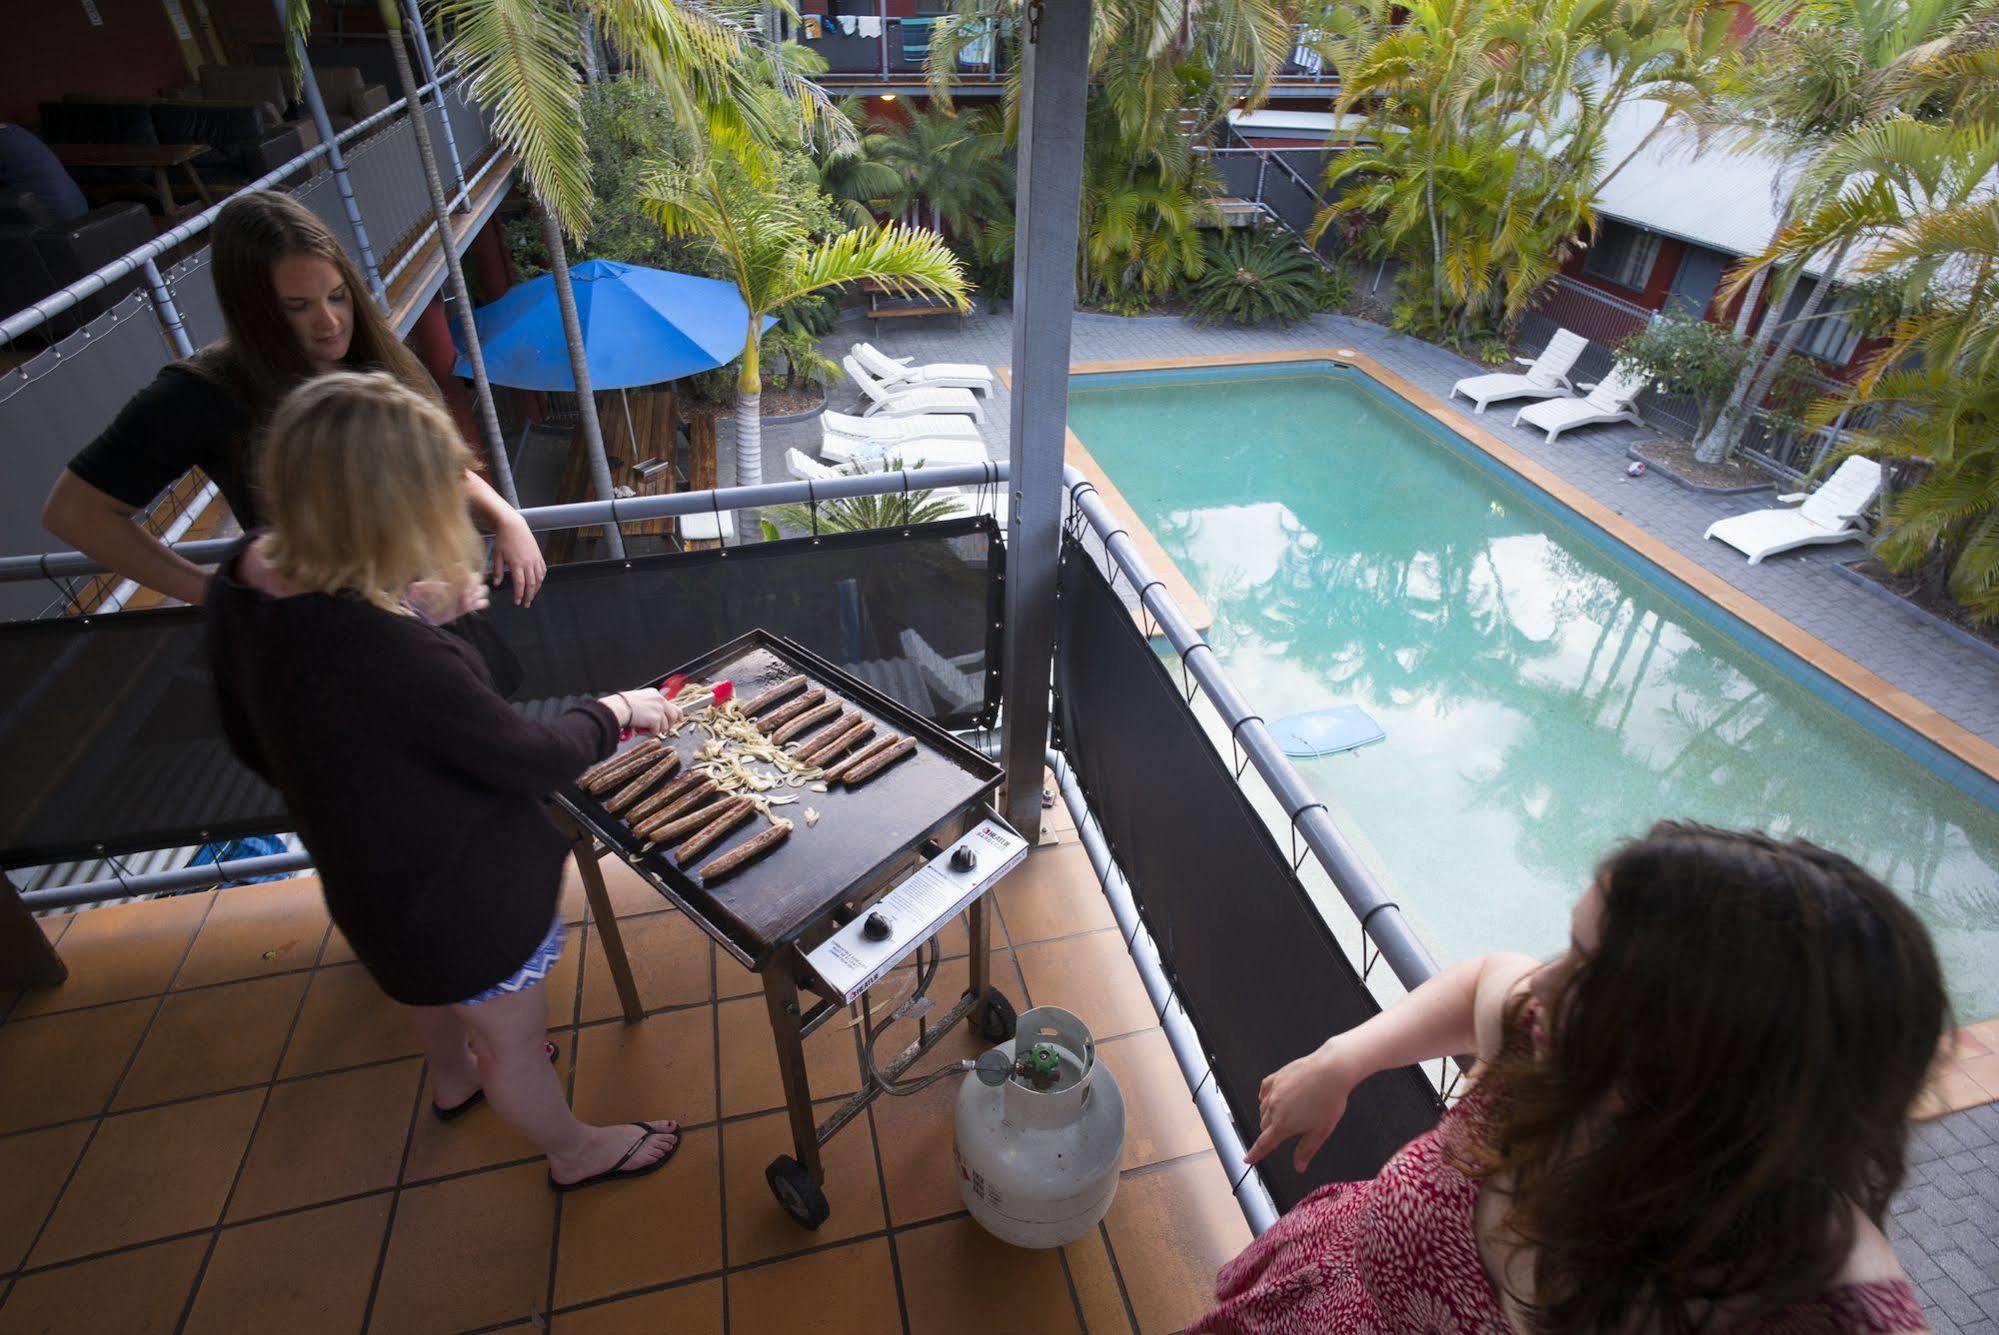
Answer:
[
  {"left": 949, "top": 846, "right": 978, "bottom": 874},
  {"left": 863, "top": 912, "right": 893, "bottom": 942}
]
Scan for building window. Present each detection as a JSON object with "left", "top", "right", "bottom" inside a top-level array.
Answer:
[
  {"left": 1584, "top": 221, "right": 1663, "bottom": 293},
  {"left": 1791, "top": 284, "right": 1864, "bottom": 365}
]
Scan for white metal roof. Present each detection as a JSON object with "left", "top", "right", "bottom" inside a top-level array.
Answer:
[{"left": 1591, "top": 101, "right": 1800, "bottom": 261}]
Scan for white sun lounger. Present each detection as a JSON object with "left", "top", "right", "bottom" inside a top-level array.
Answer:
[
  {"left": 1450, "top": 329, "right": 1587, "bottom": 413},
  {"left": 1704, "top": 456, "right": 1882, "bottom": 565},
  {"left": 851, "top": 342, "right": 996, "bottom": 394},
  {"left": 784, "top": 449, "right": 1008, "bottom": 525},
  {"left": 827, "top": 437, "right": 991, "bottom": 469},
  {"left": 1512, "top": 361, "right": 1650, "bottom": 443},
  {"left": 845, "top": 356, "right": 985, "bottom": 421},
  {"left": 821, "top": 410, "right": 982, "bottom": 462}
]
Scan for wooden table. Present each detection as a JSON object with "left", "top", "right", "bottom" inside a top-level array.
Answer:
[{"left": 52, "top": 143, "right": 217, "bottom": 218}]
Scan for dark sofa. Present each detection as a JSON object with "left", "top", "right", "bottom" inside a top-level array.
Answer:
[{"left": 38, "top": 96, "right": 303, "bottom": 200}]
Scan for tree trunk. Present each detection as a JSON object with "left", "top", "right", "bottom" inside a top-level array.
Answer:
[
  {"left": 732, "top": 321, "right": 764, "bottom": 535},
  {"left": 383, "top": 20, "right": 517, "bottom": 504},
  {"left": 541, "top": 208, "right": 624, "bottom": 558},
  {"left": 1696, "top": 261, "right": 1802, "bottom": 463},
  {"left": 1717, "top": 237, "right": 1854, "bottom": 461}
]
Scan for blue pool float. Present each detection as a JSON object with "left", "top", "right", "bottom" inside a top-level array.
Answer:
[{"left": 1269, "top": 705, "right": 1386, "bottom": 758}]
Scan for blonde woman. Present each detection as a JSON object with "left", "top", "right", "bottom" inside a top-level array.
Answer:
[{"left": 206, "top": 371, "right": 679, "bottom": 1191}]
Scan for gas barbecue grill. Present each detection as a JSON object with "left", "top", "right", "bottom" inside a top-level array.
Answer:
[{"left": 553, "top": 629, "right": 1024, "bottom": 1228}]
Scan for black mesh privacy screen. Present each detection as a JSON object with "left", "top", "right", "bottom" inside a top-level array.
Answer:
[
  {"left": 1052, "top": 536, "right": 1440, "bottom": 1207},
  {"left": 0, "top": 519, "right": 1001, "bottom": 867}
]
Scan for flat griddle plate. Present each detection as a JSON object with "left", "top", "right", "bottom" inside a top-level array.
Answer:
[{"left": 555, "top": 629, "right": 1000, "bottom": 969}]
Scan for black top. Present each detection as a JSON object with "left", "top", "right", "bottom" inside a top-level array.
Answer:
[
  {"left": 68, "top": 362, "right": 259, "bottom": 524},
  {"left": 205, "top": 542, "right": 618, "bottom": 1006}
]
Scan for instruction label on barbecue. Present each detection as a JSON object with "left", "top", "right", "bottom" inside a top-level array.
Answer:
[{"left": 804, "top": 813, "right": 1028, "bottom": 1002}]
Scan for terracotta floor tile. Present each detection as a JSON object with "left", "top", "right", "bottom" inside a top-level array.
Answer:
[
  {"left": 9, "top": 893, "right": 213, "bottom": 1019},
  {"left": 368, "top": 1163, "right": 555, "bottom": 1335},
  {"left": 0, "top": 1237, "right": 207, "bottom": 1335},
  {"left": 561, "top": 855, "right": 673, "bottom": 922},
  {"left": 869, "top": 1072, "right": 965, "bottom": 1228},
  {"left": 182, "top": 1194, "right": 391, "bottom": 1335},
  {"left": 995, "top": 846, "right": 1114, "bottom": 945},
  {"left": 0, "top": 999, "right": 153, "bottom": 1133},
  {"left": 1955, "top": 1024, "right": 1993, "bottom": 1059},
  {"left": 227, "top": 1059, "right": 422, "bottom": 1221},
  {"left": 1064, "top": 1225, "right": 1135, "bottom": 1335},
  {"left": 717, "top": 995, "right": 861, "bottom": 1117},
  {"left": 173, "top": 878, "right": 328, "bottom": 990},
  {"left": 320, "top": 927, "right": 355, "bottom": 966},
  {"left": 863, "top": 950, "right": 1028, "bottom": 1081},
  {"left": 555, "top": 1278, "right": 722, "bottom": 1334},
  {"left": 1918, "top": 1066, "right": 1990, "bottom": 1119},
  {"left": 1015, "top": 932, "right": 1157, "bottom": 1042},
  {"left": 569, "top": 1005, "right": 717, "bottom": 1129},
  {"left": 32, "top": 1089, "right": 263, "bottom": 1265},
  {"left": 723, "top": 1103, "right": 886, "bottom": 1265},
  {"left": 1097, "top": 1030, "right": 1211, "bottom": 1171},
  {"left": 580, "top": 910, "right": 712, "bottom": 1021},
  {"left": 717, "top": 950, "right": 761, "bottom": 1000},
  {"left": 1102, "top": 1155, "right": 1251, "bottom": 1335},
  {"left": 279, "top": 963, "right": 420, "bottom": 1077},
  {"left": 403, "top": 1040, "right": 575, "bottom": 1183},
  {"left": 898, "top": 1215, "right": 1084, "bottom": 1335},
  {"left": 726, "top": 1237, "right": 901, "bottom": 1335},
  {"left": 0, "top": 1122, "right": 92, "bottom": 1270},
  {"left": 553, "top": 1127, "right": 722, "bottom": 1306},
  {"left": 114, "top": 973, "right": 309, "bottom": 1109},
  {"left": 1963, "top": 1050, "right": 1999, "bottom": 1098}
]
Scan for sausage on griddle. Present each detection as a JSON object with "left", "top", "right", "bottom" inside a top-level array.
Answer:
[
  {"left": 791, "top": 710, "right": 859, "bottom": 762},
  {"left": 756, "top": 688, "right": 826, "bottom": 734},
  {"left": 841, "top": 736, "right": 917, "bottom": 786},
  {"left": 626, "top": 768, "right": 705, "bottom": 825},
  {"left": 771, "top": 699, "right": 842, "bottom": 745},
  {"left": 672, "top": 799, "right": 756, "bottom": 863},
  {"left": 635, "top": 776, "right": 719, "bottom": 834},
  {"left": 642, "top": 794, "right": 743, "bottom": 845},
  {"left": 803, "top": 720, "right": 874, "bottom": 769},
  {"left": 604, "top": 752, "right": 681, "bottom": 815},
  {"left": 696, "top": 819, "right": 792, "bottom": 883},
  {"left": 825, "top": 733, "right": 900, "bottom": 783},
  {"left": 580, "top": 737, "right": 665, "bottom": 793},
  {"left": 742, "top": 674, "right": 808, "bottom": 717}
]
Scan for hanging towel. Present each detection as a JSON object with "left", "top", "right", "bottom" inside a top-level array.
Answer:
[{"left": 856, "top": 15, "right": 883, "bottom": 37}]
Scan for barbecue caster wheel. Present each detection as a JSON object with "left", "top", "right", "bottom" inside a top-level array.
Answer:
[
  {"left": 976, "top": 990, "right": 1017, "bottom": 1043},
  {"left": 766, "top": 1155, "right": 831, "bottom": 1230}
]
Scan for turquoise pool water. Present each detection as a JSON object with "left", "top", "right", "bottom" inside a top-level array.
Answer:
[{"left": 1068, "top": 363, "right": 1999, "bottom": 1020}]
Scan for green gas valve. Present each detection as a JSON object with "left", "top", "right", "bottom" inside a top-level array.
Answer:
[{"left": 1018, "top": 1042, "right": 1063, "bottom": 1088}]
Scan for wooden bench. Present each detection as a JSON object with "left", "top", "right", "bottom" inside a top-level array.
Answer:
[{"left": 866, "top": 286, "right": 965, "bottom": 336}]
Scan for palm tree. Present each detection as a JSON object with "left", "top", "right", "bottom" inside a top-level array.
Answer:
[
  {"left": 640, "top": 142, "right": 969, "bottom": 521},
  {"left": 281, "top": 0, "right": 516, "bottom": 501},
  {"left": 875, "top": 106, "right": 1011, "bottom": 237},
  {"left": 816, "top": 98, "right": 904, "bottom": 229},
  {"left": 1688, "top": 0, "right": 1989, "bottom": 461},
  {"left": 437, "top": 0, "right": 795, "bottom": 558}
]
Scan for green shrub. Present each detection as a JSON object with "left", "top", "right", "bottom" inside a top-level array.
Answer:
[
  {"left": 1186, "top": 232, "right": 1322, "bottom": 326},
  {"left": 1316, "top": 261, "right": 1358, "bottom": 312}
]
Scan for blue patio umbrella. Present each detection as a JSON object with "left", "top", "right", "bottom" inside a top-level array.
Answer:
[{"left": 452, "top": 258, "right": 775, "bottom": 391}]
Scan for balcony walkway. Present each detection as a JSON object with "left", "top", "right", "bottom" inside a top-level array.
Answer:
[{"left": 0, "top": 786, "right": 1250, "bottom": 1334}]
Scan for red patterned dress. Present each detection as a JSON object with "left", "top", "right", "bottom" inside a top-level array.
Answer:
[{"left": 1190, "top": 1075, "right": 1930, "bottom": 1334}]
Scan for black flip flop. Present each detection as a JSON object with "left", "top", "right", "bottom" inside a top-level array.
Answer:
[
  {"left": 548, "top": 1122, "right": 681, "bottom": 1193},
  {"left": 432, "top": 1038, "right": 560, "bottom": 1122}
]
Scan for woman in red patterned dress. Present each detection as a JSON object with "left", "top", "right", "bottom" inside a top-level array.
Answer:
[{"left": 1194, "top": 822, "right": 1945, "bottom": 1333}]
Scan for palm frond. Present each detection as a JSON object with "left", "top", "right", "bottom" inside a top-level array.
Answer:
[{"left": 439, "top": 0, "right": 593, "bottom": 237}]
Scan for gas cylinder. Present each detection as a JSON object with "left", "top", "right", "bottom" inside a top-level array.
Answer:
[{"left": 954, "top": 1005, "right": 1126, "bottom": 1248}]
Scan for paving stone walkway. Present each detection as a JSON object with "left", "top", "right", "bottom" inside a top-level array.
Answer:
[{"left": 765, "top": 308, "right": 1999, "bottom": 1329}]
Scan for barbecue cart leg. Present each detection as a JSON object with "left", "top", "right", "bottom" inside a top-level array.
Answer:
[
  {"left": 563, "top": 827, "right": 643, "bottom": 1024},
  {"left": 761, "top": 966, "right": 823, "bottom": 1181},
  {"left": 965, "top": 897, "right": 1017, "bottom": 1042}
]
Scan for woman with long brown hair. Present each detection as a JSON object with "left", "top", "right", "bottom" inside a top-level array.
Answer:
[
  {"left": 43, "top": 188, "right": 544, "bottom": 607},
  {"left": 1194, "top": 822, "right": 1945, "bottom": 1333}
]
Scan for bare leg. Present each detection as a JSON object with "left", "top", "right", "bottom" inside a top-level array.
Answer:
[
  {"left": 407, "top": 1003, "right": 481, "bottom": 1110},
  {"left": 452, "top": 982, "right": 678, "bottom": 1183}
]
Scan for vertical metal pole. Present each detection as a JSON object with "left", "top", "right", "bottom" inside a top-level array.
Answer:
[
  {"left": 142, "top": 258, "right": 196, "bottom": 357},
  {"left": 402, "top": 0, "right": 466, "bottom": 208},
  {"left": 999, "top": 0, "right": 1090, "bottom": 843},
  {"left": 878, "top": 0, "right": 890, "bottom": 77},
  {"left": 276, "top": 0, "right": 389, "bottom": 309},
  {"left": 1255, "top": 153, "right": 1269, "bottom": 210}
]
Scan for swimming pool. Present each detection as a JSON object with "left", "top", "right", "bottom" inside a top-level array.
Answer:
[{"left": 1068, "top": 361, "right": 1999, "bottom": 1020}]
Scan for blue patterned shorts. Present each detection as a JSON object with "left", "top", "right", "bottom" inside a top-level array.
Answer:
[{"left": 461, "top": 917, "right": 566, "bottom": 1006}]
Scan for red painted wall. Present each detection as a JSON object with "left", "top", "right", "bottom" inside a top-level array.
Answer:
[
  {"left": 3, "top": 0, "right": 192, "bottom": 124},
  {"left": 1562, "top": 232, "right": 1684, "bottom": 311},
  {"left": 408, "top": 297, "right": 482, "bottom": 457}
]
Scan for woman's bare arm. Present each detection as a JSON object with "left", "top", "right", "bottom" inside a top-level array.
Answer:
[
  {"left": 41, "top": 470, "right": 211, "bottom": 606},
  {"left": 1246, "top": 952, "right": 1540, "bottom": 1172}
]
